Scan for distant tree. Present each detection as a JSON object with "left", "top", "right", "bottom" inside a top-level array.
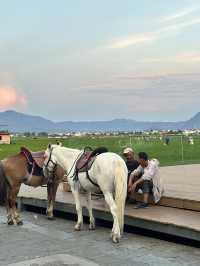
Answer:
[
  {"left": 24, "top": 132, "right": 31, "bottom": 137},
  {"left": 0, "top": 130, "right": 9, "bottom": 133},
  {"left": 38, "top": 132, "right": 48, "bottom": 137}
]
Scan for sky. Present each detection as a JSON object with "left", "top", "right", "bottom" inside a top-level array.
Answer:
[{"left": 0, "top": 0, "right": 200, "bottom": 122}]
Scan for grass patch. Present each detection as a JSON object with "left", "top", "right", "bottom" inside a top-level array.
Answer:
[{"left": 0, "top": 135, "right": 200, "bottom": 166}]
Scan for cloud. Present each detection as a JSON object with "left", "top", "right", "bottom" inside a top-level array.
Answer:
[
  {"left": 161, "top": 18, "right": 200, "bottom": 33},
  {"left": 142, "top": 52, "right": 200, "bottom": 64},
  {"left": 106, "top": 33, "right": 156, "bottom": 49},
  {"left": 82, "top": 71, "right": 200, "bottom": 104},
  {"left": 160, "top": 7, "right": 199, "bottom": 22},
  {"left": 116, "top": 72, "right": 200, "bottom": 81},
  {"left": 0, "top": 86, "right": 27, "bottom": 110},
  {"left": 106, "top": 9, "right": 200, "bottom": 49}
]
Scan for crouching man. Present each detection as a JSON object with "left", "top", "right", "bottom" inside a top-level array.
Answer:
[{"left": 128, "top": 152, "right": 164, "bottom": 209}]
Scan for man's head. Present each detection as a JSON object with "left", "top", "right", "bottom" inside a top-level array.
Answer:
[
  {"left": 138, "top": 152, "right": 148, "bottom": 167},
  {"left": 123, "top": 147, "right": 134, "bottom": 161}
]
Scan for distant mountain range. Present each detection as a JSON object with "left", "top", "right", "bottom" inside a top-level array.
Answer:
[{"left": 0, "top": 110, "right": 200, "bottom": 133}]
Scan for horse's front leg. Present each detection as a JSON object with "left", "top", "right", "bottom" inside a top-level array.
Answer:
[
  {"left": 47, "top": 182, "right": 58, "bottom": 220},
  {"left": 86, "top": 192, "right": 95, "bottom": 230},
  {"left": 71, "top": 185, "right": 83, "bottom": 231},
  {"left": 6, "top": 202, "right": 14, "bottom": 225}
]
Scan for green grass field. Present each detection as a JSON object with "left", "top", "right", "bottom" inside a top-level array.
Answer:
[{"left": 0, "top": 135, "right": 200, "bottom": 166}]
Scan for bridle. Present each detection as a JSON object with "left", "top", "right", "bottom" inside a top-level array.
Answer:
[
  {"left": 43, "top": 147, "right": 82, "bottom": 179},
  {"left": 43, "top": 148, "right": 57, "bottom": 177},
  {"left": 44, "top": 148, "right": 96, "bottom": 187}
]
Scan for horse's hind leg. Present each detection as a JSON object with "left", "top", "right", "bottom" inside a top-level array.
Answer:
[
  {"left": 86, "top": 192, "right": 95, "bottom": 230},
  {"left": 104, "top": 191, "right": 120, "bottom": 243}
]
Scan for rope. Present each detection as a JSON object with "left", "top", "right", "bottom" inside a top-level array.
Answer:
[{"left": 65, "top": 151, "right": 84, "bottom": 180}]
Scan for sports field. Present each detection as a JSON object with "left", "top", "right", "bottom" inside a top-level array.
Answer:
[{"left": 0, "top": 135, "right": 200, "bottom": 166}]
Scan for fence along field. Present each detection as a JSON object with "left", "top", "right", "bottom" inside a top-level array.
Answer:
[{"left": 0, "top": 135, "right": 200, "bottom": 166}]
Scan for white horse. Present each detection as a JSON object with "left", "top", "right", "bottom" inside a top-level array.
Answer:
[{"left": 43, "top": 144, "right": 128, "bottom": 243}]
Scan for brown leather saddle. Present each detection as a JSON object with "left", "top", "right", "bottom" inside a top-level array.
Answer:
[
  {"left": 20, "top": 147, "right": 45, "bottom": 177},
  {"left": 74, "top": 147, "right": 108, "bottom": 186},
  {"left": 76, "top": 148, "right": 94, "bottom": 172}
]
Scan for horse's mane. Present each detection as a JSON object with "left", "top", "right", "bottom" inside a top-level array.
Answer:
[{"left": 52, "top": 145, "right": 81, "bottom": 154}]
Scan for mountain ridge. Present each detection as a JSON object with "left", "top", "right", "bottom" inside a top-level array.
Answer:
[{"left": 0, "top": 110, "right": 199, "bottom": 132}]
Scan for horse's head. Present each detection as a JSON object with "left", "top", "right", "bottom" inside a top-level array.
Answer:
[{"left": 43, "top": 143, "right": 59, "bottom": 177}]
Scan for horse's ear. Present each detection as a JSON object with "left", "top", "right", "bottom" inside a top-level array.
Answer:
[{"left": 48, "top": 143, "right": 52, "bottom": 150}]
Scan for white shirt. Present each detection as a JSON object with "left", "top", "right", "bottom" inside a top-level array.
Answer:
[{"left": 132, "top": 159, "right": 164, "bottom": 203}]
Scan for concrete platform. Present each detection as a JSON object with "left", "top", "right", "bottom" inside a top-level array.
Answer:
[
  {"left": 17, "top": 184, "right": 200, "bottom": 242},
  {"left": 158, "top": 164, "right": 200, "bottom": 211},
  {"left": 160, "top": 164, "right": 200, "bottom": 200}
]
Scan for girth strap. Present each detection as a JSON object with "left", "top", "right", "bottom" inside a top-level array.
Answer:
[{"left": 86, "top": 170, "right": 99, "bottom": 187}]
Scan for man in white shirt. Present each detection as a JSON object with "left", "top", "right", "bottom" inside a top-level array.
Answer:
[{"left": 128, "top": 152, "right": 164, "bottom": 208}]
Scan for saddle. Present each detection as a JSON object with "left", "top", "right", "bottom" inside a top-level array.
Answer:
[
  {"left": 20, "top": 147, "right": 45, "bottom": 177},
  {"left": 76, "top": 147, "right": 94, "bottom": 173},
  {"left": 74, "top": 147, "right": 108, "bottom": 186}
]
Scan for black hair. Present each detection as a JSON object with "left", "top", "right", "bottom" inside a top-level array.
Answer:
[{"left": 138, "top": 152, "right": 148, "bottom": 161}]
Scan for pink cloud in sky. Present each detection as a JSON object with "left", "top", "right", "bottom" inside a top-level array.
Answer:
[{"left": 0, "top": 86, "right": 27, "bottom": 110}]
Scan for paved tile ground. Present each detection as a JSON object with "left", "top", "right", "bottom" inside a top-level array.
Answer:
[{"left": 0, "top": 207, "right": 200, "bottom": 266}]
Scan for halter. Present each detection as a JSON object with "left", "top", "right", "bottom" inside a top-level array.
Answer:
[
  {"left": 44, "top": 148, "right": 98, "bottom": 187},
  {"left": 43, "top": 148, "right": 57, "bottom": 177},
  {"left": 44, "top": 148, "right": 83, "bottom": 180}
]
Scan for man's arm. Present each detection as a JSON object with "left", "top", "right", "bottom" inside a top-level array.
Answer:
[{"left": 128, "top": 165, "right": 143, "bottom": 189}]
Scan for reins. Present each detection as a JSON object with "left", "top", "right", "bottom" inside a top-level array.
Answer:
[{"left": 65, "top": 151, "right": 84, "bottom": 180}]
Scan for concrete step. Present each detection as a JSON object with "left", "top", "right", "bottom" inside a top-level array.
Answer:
[
  {"left": 17, "top": 185, "right": 200, "bottom": 242},
  {"left": 133, "top": 164, "right": 200, "bottom": 212},
  {"left": 135, "top": 193, "right": 200, "bottom": 212}
]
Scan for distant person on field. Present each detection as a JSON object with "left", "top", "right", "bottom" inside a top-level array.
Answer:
[
  {"left": 128, "top": 152, "right": 164, "bottom": 208},
  {"left": 164, "top": 136, "right": 170, "bottom": 145},
  {"left": 188, "top": 136, "right": 194, "bottom": 145}
]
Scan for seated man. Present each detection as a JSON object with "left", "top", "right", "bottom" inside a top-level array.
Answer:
[
  {"left": 123, "top": 147, "right": 139, "bottom": 203},
  {"left": 128, "top": 152, "right": 164, "bottom": 208},
  {"left": 123, "top": 147, "right": 139, "bottom": 181}
]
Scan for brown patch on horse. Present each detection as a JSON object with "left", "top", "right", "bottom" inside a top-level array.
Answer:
[
  {"left": 3, "top": 154, "right": 28, "bottom": 184},
  {"left": 1, "top": 150, "right": 66, "bottom": 223},
  {"left": 0, "top": 161, "right": 9, "bottom": 205}
]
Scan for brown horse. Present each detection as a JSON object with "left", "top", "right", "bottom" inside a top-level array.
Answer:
[{"left": 0, "top": 147, "right": 65, "bottom": 225}]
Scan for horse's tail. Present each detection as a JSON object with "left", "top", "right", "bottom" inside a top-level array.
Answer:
[
  {"left": 114, "top": 159, "right": 127, "bottom": 234},
  {"left": 0, "top": 161, "right": 8, "bottom": 205}
]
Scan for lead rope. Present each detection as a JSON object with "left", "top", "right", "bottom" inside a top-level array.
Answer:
[{"left": 64, "top": 151, "right": 84, "bottom": 181}]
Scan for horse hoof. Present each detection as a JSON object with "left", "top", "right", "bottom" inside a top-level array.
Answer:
[
  {"left": 112, "top": 234, "right": 120, "bottom": 243},
  {"left": 89, "top": 224, "right": 96, "bottom": 230},
  {"left": 74, "top": 224, "right": 82, "bottom": 231},
  {"left": 47, "top": 216, "right": 55, "bottom": 221},
  {"left": 17, "top": 221, "right": 23, "bottom": 226},
  {"left": 7, "top": 220, "right": 14, "bottom": 225}
]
